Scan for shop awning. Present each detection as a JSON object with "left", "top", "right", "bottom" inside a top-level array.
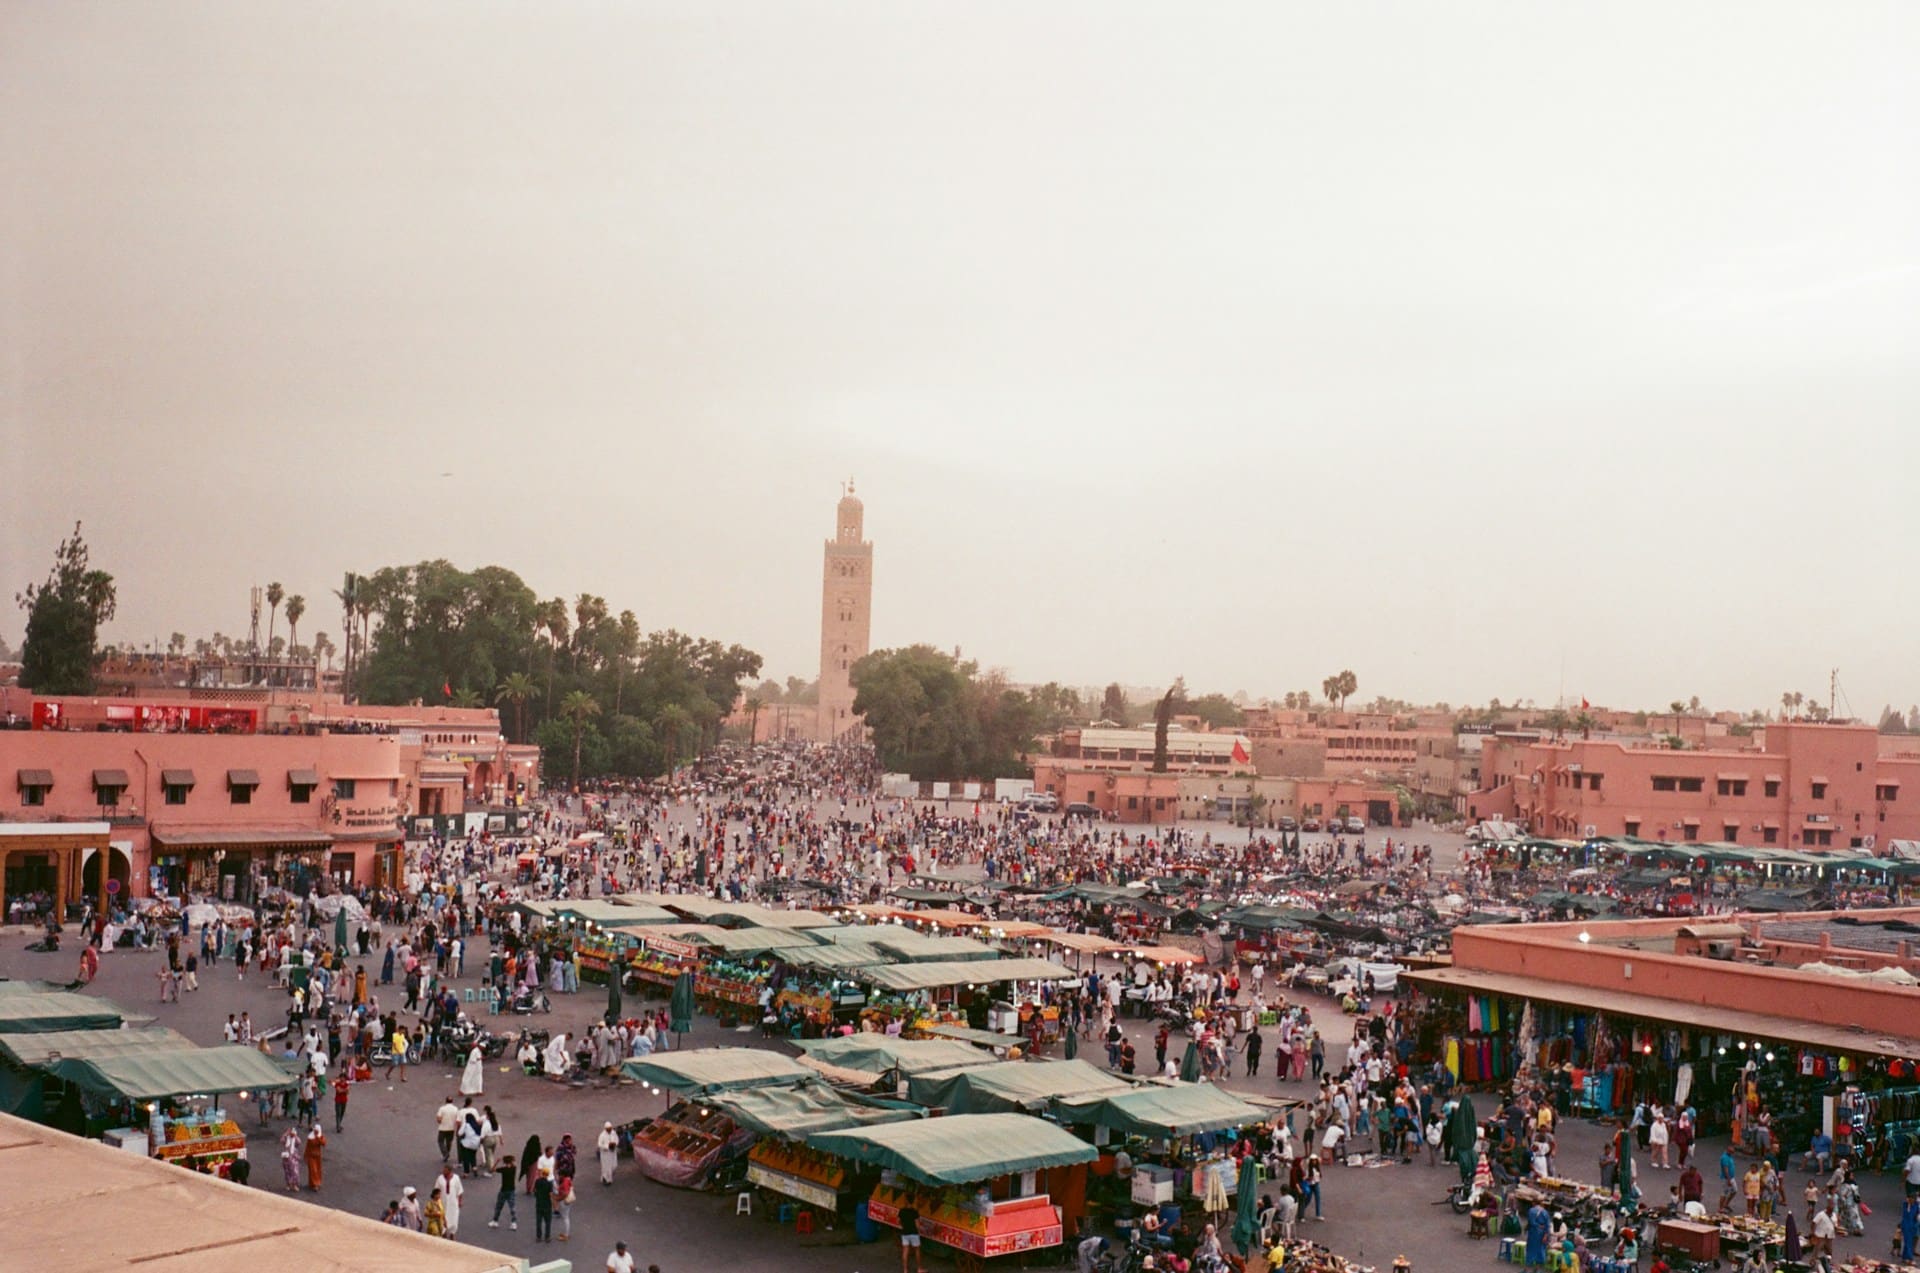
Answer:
[
  {"left": 708, "top": 1079, "right": 923, "bottom": 1137},
  {"left": 150, "top": 827, "right": 333, "bottom": 848},
  {"left": 47, "top": 1046, "right": 299, "bottom": 1102},
  {"left": 920, "top": 1025, "right": 1025, "bottom": 1052},
  {"left": 794, "top": 1036, "right": 998, "bottom": 1078},
  {"left": 226, "top": 769, "right": 261, "bottom": 788},
  {"left": 1052, "top": 1082, "right": 1266, "bottom": 1138},
  {"left": 1035, "top": 930, "right": 1125, "bottom": 954},
  {"left": 1404, "top": 966, "right": 1920, "bottom": 1061},
  {"left": 906, "top": 1058, "right": 1132, "bottom": 1115},
  {"left": 0, "top": 1026, "right": 193, "bottom": 1069},
  {"left": 91, "top": 769, "right": 129, "bottom": 789},
  {"left": 861, "top": 958, "right": 1077, "bottom": 992},
  {"left": 0, "top": 993, "right": 125, "bottom": 1034},
  {"left": 287, "top": 768, "right": 321, "bottom": 788},
  {"left": 868, "top": 933, "right": 1000, "bottom": 963},
  {"left": 689, "top": 928, "right": 820, "bottom": 955},
  {"left": 159, "top": 769, "right": 196, "bottom": 788},
  {"left": 620, "top": 1047, "right": 815, "bottom": 1094},
  {"left": 808, "top": 1111, "right": 1098, "bottom": 1186},
  {"left": 552, "top": 901, "right": 678, "bottom": 927},
  {"left": 15, "top": 769, "right": 53, "bottom": 790},
  {"left": 1116, "top": 945, "right": 1201, "bottom": 966}
]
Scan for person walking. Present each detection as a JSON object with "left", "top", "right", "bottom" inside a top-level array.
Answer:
[
  {"left": 437, "top": 1163, "right": 464, "bottom": 1237},
  {"left": 424, "top": 1186, "right": 447, "bottom": 1237},
  {"left": 332, "top": 1074, "right": 349, "bottom": 1132},
  {"left": 487, "top": 1154, "right": 519, "bottom": 1230},
  {"left": 461, "top": 1043, "right": 485, "bottom": 1098},
  {"left": 303, "top": 1123, "right": 326, "bottom": 1190},
  {"left": 597, "top": 1121, "right": 620, "bottom": 1185},
  {"left": 436, "top": 1097, "right": 461, "bottom": 1164},
  {"left": 555, "top": 1172, "right": 574, "bottom": 1242},
  {"left": 522, "top": 1133, "right": 544, "bottom": 1195},
  {"left": 279, "top": 1124, "right": 302, "bottom": 1193}
]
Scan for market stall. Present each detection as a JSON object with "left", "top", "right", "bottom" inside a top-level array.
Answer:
[
  {"left": 906, "top": 1058, "right": 1132, "bottom": 1116},
  {"left": 809, "top": 1111, "right": 1097, "bottom": 1271},
  {"left": 710, "top": 1080, "right": 922, "bottom": 1211},
  {"left": 620, "top": 1047, "right": 822, "bottom": 1187},
  {"left": 46, "top": 1046, "right": 296, "bottom": 1173},
  {"left": 792, "top": 1035, "right": 997, "bottom": 1084},
  {"left": 0, "top": 1025, "right": 191, "bottom": 1123},
  {"left": 0, "top": 991, "right": 126, "bottom": 1035}
]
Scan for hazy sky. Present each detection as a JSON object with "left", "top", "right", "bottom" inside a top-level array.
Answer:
[{"left": 6, "top": 3, "right": 1918, "bottom": 715}]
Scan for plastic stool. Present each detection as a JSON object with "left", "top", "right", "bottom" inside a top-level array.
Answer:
[
  {"left": 795, "top": 1210, "right": 814, "bottom": 1235},
  {"left": 463, "top": 988, "right": 476, "bottom": 1003},
  {"left": 1498, "top": 1237, "right": 1519, "bottom": 1263},
  {"left": 735, "top": 1192, "right": 752, "bottom": 1216},
  {"left": 778, "top": 1203, "right": 795, "bottom": 1225},
  {"left": 1469, "top": 1211, "right": 1491, "bottom": 1239}
]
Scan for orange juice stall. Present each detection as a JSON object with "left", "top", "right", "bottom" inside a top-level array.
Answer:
[{"left": 808, "top": 1112, "right": 1097, "bottom": 1272}]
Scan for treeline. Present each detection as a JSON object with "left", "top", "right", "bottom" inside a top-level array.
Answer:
[
  {"left": 342, "top": 562, "right": 761, "bottom": 784},
  {"left": 851, "top": 645, "right": 1083, "bottom": 781}
]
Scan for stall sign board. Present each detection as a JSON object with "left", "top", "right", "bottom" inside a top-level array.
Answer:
[{"left": 747, "top": 1163, "right": 837, "bottom": 1210}]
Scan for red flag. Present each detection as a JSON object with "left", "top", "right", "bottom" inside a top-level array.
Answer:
[
  {"left": 443, "top": 681, "right": 453, "bottom": 698},
  {"left": 1580, "top": 697, "right": 1590, "bottom": 710},
  {"left": 1231, "top": 738, "right": 1251, "bottom": 765}
]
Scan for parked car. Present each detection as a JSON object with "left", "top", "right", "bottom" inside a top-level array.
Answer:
[
  {"left": 1344, "top": 816, "right": 1366, "bottom": 835},
  {"left": 1019, "top": 792, "right": 1059, "bottom": 813},
  {"left": 1062, "top": 802, "right": 1101, "bottom": 820},
  {"left": 1277, "top": 816, "right": 1299, "bottom": 832},
  {"left": 1301, "top": 817, "right": 1321, "bottom": 832}
]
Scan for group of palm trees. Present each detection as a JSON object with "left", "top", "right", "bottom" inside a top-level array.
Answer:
[
  {"left": 490, "top": 678, "right": 702, "bottom": 787},
  {"left": 151, "top": 583, "right": 335, "bottom": 670}
]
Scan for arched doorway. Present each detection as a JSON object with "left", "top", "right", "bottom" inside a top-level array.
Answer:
[{"left": 81, "top": 845, "right": 132, "bottom": 907}]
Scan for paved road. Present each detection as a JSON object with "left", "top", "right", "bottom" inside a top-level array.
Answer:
[{"left": 0, "top": 811, "right": 1904, "bottom": 1272}]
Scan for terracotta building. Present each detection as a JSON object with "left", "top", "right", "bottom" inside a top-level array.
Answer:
[{"left": 1469, "top": 721, "right": 1920, "bottom": 850}]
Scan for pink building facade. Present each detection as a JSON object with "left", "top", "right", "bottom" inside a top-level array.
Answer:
[{"left": 1470, "top": 722, "right": 1920, "bottom": 850}]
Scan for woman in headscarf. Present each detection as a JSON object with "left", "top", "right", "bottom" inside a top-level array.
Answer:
[
  {"left": 521, "top": 1133, "right": 543, "bottom": 1195},
  {"left": 279, "top": 1123, "right": 303, "bottom": 1192},
  {"left": 554, "top": 1133, "right": 577, "bottom": 1185},
  {"left": 303, "top": 1122, "right": 326, "bottom": 1190}
]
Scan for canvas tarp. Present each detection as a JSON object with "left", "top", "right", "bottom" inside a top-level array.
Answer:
[
  {"left": 920, "top": 1025, "right": 1024, "bottom": 1051},
  {"left": 861, "top": 958, "right": 1077, "bottom": 992},
  {"left": 906, "top": 1058, "right": 1131, "bottom": 1115},
  {"left": 1051, "top": 1082, "right": 1265, "bottom": 1138},
  {"left": 0, "top": 993, "right": 124, "bottom": 1034},
  {"left": 708, "top": 1080, "right": 923, "bottom": 1137},
  {"left": 554, "top": 901, "right": 680, "bottom": 927},
  {"left": 48, "top": 1046, "right": 298, "bottom": 1102},
  {"left": 807, "top": 1111, "right": 1097, "bottom": 1185},
  {"left": 783, "top": 943, "right": 885, "bottom": 972},
  {"left": 620, "top": 1047, "right": 814, "bottom": 1093},
  {"left": 793, "top": 1036, "right": 997, "bottom": 1077},
  {"left": 687, "top": 928, "right": 821, "bottom": 955},
  {"left": 0, "top": 1026, "right": 193, "bottom": 1069}
]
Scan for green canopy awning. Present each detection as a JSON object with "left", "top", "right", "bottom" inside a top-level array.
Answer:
[
  {"left": 0, "top": 1026, "right": 192, "bottom": 1069},
  {"left": 870, "top": 934, "right": 999, "bottom": 963},
  {"left": 0, "top": 993, "right": 124, "bottom": 1034},
  {"left": 920, "top": 1025, "right": 1024, "bottom": 1052},
  {"left": 689, "top": 928, "right": 821, "bottom": 955},
  {"left": 808, "top": 1111, "right": 1097, "bottom": 1185},
  {"left": 708, "top": 1080, "right": 923, "bottom": 1137},
  {"left": 793, "top": 1036, "right": 996, "bottom": 1077},
  {"left": 784, "top": 943, "right": 885, "bottom": 972},
  {"left": 620, "top": 1047, "right": 814, "bottom": 1093},
  {"left": 49, "top": 1046, "right": 298, "bottom": 1102},
  {"left": 906, "top": 1058, "right": 1131, "bottom": 1115},
  {"left": 1051, "top": 1082, "right": 1264, "bottom": 1138},
  {"left": 862, "top": 958, "right": 1076, "bottom": 992}
]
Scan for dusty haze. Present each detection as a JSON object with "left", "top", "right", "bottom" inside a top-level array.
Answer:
[{"left": 4, "top": 3, "right": 1917, "bottom": 711}]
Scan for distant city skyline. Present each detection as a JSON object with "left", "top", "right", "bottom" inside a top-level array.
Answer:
[{"left": 6, "top": 4, "right": 1916, "bottom": 715}]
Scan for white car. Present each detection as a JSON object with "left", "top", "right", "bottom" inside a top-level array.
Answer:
[{"left": 1019, "top": 792, "right": 1059, "bottom": 813}]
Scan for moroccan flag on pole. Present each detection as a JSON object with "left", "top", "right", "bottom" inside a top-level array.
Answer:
[
  {"left": 443, "top": 681, "right": 453, "bottom": 698},
  {"left": 1231, "top": 737, "right": 1251, "bottom": 765},
  {"left": 1580, "top": 697, "right": 1590, "bottom": 710}
]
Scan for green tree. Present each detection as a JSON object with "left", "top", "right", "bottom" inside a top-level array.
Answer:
[
  {"left": 1542, "top": 707, "right": 1571, "bottom": 740},
  {"left": 283, "top": 594, "right": 305, "bottom": 657},
  {"left": 312, "top": 631, "right": 334, "bottom": 672},
  {"left": 655, "top": 702, "right": 696, "bottom": 772},
  {"left": 16, "top": 522, "right": 117, "bottom": 694},
  {"left": 264, "top": 581, "right": 284, "bottom": 655},
  {"left": 1187, "top": 692, "right": 1244, "bottom": 730},
  {"left": 1152, "top": 684, "right": 1177, "bottom": 773},
  {"left": 560, "top": 690, "right": 601, "bottom": 789},
  {"left": 450, "top": 686, "right": 483, "bottom": 708},
  {"left": 1100, "top": 682, "right": 1129, "bottom": 725},
  {"left": 744, "top": 695, "right": 765, "bottom": 743},
  {"left": 496, "top": 671, "right": 537, "bottom": 743},
  {"left": 851, "top": 645, "right": 1038, "bottom": 780}
]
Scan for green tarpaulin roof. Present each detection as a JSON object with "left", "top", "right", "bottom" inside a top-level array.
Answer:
[
  {"left": 49, "top": 1046, "right": 298, "bottom": 1102},
  {"left": 1051, "top": 1082, "right": 1265, "bottom": 1138},
  {"left": 809, "top": 1111, "right": 1097, "bottom": 1185},
  {"left": 0, "top": 993, "right": 124, "bottom": 1034},
  {"left": 920, "top": 1025, "right": 1025, "bottom": 1051},
  {"left": 784, "top": 943, "right": 885, "bottom": 971},
  {"left": 621, "top": 1047, "right": 815, "bottom": 1093},
  {"left": 554, "top": 901, "right": 680, "bottom": 926},
  {"left": 0, "top": 1026, "right": 193, "bottom": 1069},
  {"left": 793, "top": 1036, "right": 997, "bottom": 1077},
  {"left": 708, "top": 1080, "right": 924, "bottom": 1137},
  {"left": 907, "top": 1058, "right": 1131, "bottom": 1115},
  {"left": 688, "top": 928, "right": 821, "bottom": 955},
  {"left": 862, "top": 957, "right": 1076, "bottom": 991},
  {"left": 870, "top": 934, "right": 999, "bottom": 962}
]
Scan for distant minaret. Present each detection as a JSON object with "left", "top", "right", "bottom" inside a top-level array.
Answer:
[{"left": 818, "top": 480, "right": 873, "bottom": 741}]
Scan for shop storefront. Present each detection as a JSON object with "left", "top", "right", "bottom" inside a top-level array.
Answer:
[{"left": 147, "top": 828, "right": 334, "bottom": 904}]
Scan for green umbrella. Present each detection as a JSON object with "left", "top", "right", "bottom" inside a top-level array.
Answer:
[
  {"left": 606, "top": 964, "right": 623, "bottom": 1023},
  {"left": 1179, "top": 1039, "right": 1202, "bottom": 1083},
  {"left": 1062, "top": 1027, "right": 1077, "bottom": 1061},
  {"left": 1232, "top": 1150, "right": 1261, "bottom": 1254},
  {"left": 670, "top": 971, "right": 694, "bottom": 1038},
  {"left": 333, "top": 908, "right": 347, "bottom": 952}
]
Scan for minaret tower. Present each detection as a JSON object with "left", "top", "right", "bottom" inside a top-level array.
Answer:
[{"left": 817, "top": 480, "right": 873, "bottom": 741}]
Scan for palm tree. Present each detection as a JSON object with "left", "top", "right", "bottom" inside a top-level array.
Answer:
[
  {"left": 451, "top": 687, "right": 483, "bottom": 709},
  {"left": 1574, "top": 710, "right": 1596, "bottom": 739},
  {"left": 283, "top": 594, "right": 305, "bottom": 658},
  {"left": 496, "top": 672, "right": 537, "bottom": 743},
  {"left": 265, "top": 581, "right": 284, "bottom": 655},
  {"left": 167, "top": 632, "right": 186, "bottom": 660},
  {"left": 1669, "top": 700, "right": 1687, "bottom": 734},
  {"left": 313, "top": 632, "right": 334, "bottom": 672},
  {"left": 334, "top": 573, "right": 359, "bottom": 696},
  {"left": 744, "top": 695, "right": 765, "bottom": 744},
  {"left": 655, "top": 703, "right": 695, "bottom": 774},
  {"left": 560, "top": 690, "right": 602, "bottom": 788},
  {"left": 540, "top": 598, "right": 570, "bottom": 711}
]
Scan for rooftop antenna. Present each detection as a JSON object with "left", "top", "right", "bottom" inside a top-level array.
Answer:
[{"left": 247, "top": 586, "right": 263, "bottom": 657}]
